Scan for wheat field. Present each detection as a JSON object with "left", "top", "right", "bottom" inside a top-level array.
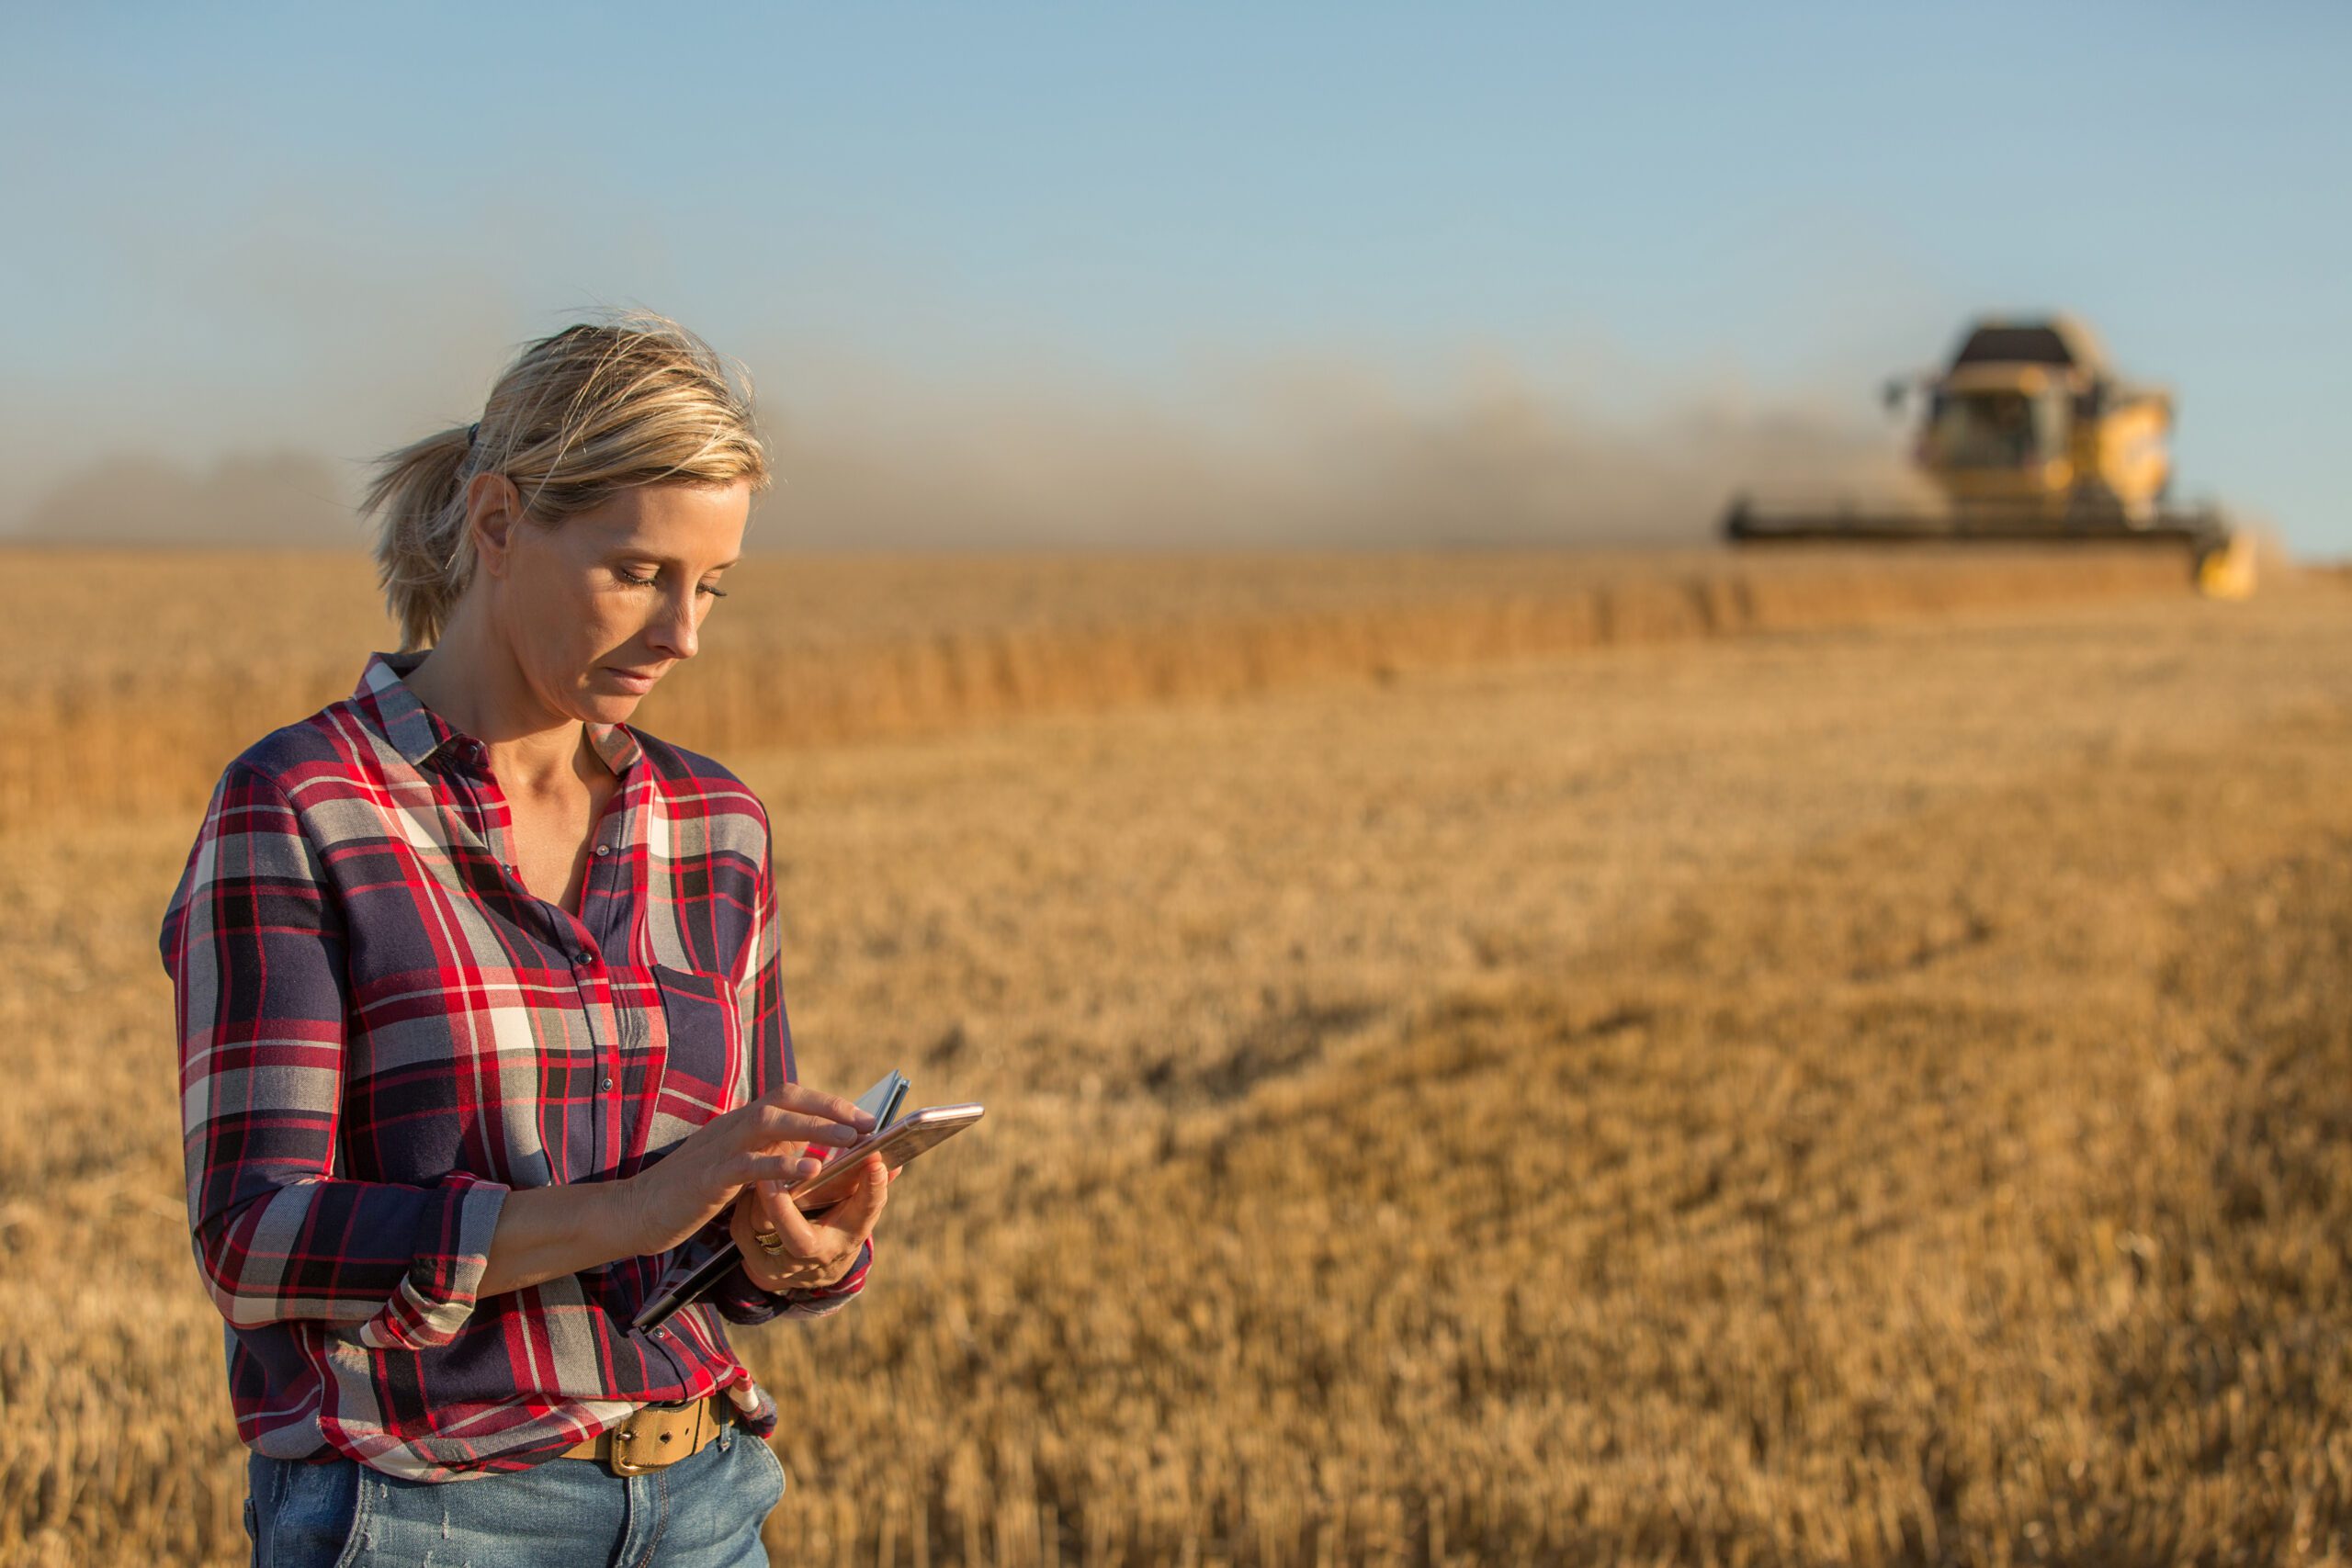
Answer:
[{"left": 5, "top": 544, "right": 2350, "bottom": 1565}]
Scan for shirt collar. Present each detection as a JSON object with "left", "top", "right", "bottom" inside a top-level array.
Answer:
[{"left": 354, "top": 650, "right": 645, "bottom": 778}]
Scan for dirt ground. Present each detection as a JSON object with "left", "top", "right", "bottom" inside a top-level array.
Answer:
[{"left": 4, "top": 563, "right": 2349, "bottom": 1564}]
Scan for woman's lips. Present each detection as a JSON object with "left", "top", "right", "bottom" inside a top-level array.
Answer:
[{"left": 605, "top": 666, "right": 661, "bottom": 693}]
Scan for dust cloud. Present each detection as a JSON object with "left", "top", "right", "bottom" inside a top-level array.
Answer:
[
  {"left": 6, "top": 355, "right": 1925, "bottom": 551},
  {"left": 13, "top": 452, "right": 368, "bottom": 551}
]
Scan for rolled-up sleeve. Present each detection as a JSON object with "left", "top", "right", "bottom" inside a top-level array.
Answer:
[
  {"left": 161, "top": 761, "right": 509, "bottom": 1348},
  {"left": 708, "top": 796, "right": 876, "bottom": 1325}
]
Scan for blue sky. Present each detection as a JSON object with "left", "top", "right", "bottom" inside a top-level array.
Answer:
[{"left": 4, "top": 2, "right": 2345, "bottom": 551}]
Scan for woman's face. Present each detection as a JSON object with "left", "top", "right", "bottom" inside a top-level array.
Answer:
[{"left": 474, "top": 477, "right": 752, "bottom": 724}]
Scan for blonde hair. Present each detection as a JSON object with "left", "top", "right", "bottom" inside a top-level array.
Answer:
[{"left": 364, "top": 310, "right": 772, "bottom": 650}]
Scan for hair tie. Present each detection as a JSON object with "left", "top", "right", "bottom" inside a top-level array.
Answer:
[{"left": 465, "top": 422, "right": 481, "bottom": 448}]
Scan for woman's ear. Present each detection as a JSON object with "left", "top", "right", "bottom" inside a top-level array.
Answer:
[{"left": 464, "top": 472, "right": 526, "bottom": 579}]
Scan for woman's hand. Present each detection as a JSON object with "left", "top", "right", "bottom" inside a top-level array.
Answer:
[
  {"left": 616, "top": 1083, "right": 876, "bottom": 1260},
  {"left": 729, "top": 1152, "right": 899, "bottom": 1293}
]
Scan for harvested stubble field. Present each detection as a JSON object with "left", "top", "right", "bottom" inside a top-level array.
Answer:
[{"left": 4, "top": 545, "right": 2350, "bottom": 1566}]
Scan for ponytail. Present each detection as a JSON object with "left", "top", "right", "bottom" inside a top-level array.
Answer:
[{"left": 362, "top": 424, "right": 476, "bottom": 652}]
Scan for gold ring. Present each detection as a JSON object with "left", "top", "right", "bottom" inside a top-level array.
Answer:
[{"left": 752, "top": 1226, "right": 786, "bottom": 1257}]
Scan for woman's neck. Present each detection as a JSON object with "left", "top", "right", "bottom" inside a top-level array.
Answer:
[{"left": 400, "top": 615, "right": 592, "bottom": 797}]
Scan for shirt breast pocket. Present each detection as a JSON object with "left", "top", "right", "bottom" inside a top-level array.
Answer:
[{"left": 650, "top": 964, "right": 751, "bottom": 1136}]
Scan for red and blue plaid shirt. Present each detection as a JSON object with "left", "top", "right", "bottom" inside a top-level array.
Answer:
[{"left": 158, "top": 649, "right": 871, "bottom": 1481}]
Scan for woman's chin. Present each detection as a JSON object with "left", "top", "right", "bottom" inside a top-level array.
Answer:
[{"left": 579, "top": 684, "right": 651, "bottom": 721}]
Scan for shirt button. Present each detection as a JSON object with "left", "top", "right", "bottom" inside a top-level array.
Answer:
[
  {"left": 594, "top": 844, "right": 612, "bottom": 857},
  {"left": 572, "top": 949, "right": 594, "bottom": 965},
  {"left": 602, "top": 1075, "right": 615, "bottom": 1090}
]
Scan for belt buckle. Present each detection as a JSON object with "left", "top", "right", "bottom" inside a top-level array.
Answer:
[{"left": 607, "top": 1397, "right": 707, "bottom": 1476}]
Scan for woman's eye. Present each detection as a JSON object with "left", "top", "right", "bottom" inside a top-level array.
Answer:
[{"left": 615, "top": 568, "right": 725, "bottom": 598}]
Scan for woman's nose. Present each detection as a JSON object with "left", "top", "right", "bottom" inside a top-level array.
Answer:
[{"left": 647, "top": 589, "right": 700, "bottom": 660}]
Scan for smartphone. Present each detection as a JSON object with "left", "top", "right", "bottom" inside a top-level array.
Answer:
[
  {"left": 629, "top": 1103, "right": 984, "bottom": 1333},
  {"left": 786, "top": 1102, "right": 982, "bottom": 1212}
]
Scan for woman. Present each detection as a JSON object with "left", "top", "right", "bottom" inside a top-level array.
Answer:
[{"left": 159, "top": 313, "right": 896, "bottom": 1567}]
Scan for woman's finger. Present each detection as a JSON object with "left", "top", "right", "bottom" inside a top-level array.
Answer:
[
  {"left": 760, "top": 1186, "right": 831, "bottom": 1259},
  {"left": 752, "top": 1167, "right": 814, "bottom": 1232},
  {"left": 743, "top": 1102, "right": 868, "bottom": 1151},
  {"left": 824, "top": 1154, "right": 891, "bottom": 1245},
  {"left": 732, "top": 1151, "right": 818, "bottom": 1188},
  {"left": 755, "top": 1081, "right": 876, "bottom": 1133}
]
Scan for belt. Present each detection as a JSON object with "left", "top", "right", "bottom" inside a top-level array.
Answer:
[{"left": 558, "top": 1393, "right": 740, "bottom": 1475}]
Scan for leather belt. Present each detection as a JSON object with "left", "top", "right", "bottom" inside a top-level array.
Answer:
[{"left": 559, "top": 1393, "right": 739, "bottom": 1475}]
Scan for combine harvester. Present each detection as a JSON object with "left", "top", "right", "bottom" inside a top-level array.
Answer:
[{"left": 1723, "top": 315, "right": 2256, "bottom": 598}]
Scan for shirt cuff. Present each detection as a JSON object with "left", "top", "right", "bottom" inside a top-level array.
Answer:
[
  {"left": 710, "top": 1235, "right": 874, "bottom": 1325},
  {"left": 350, "top": 1172, "right": 509, "bottom": 1351}
]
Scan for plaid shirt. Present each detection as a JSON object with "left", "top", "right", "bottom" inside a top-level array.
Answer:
[{"left": 158, "top": 649, "right": 872, "bottom": 1481}]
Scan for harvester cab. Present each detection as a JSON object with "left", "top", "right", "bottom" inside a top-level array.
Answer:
[{"left": 1724, "top": 315, "right": 2254, "bottom": 598}]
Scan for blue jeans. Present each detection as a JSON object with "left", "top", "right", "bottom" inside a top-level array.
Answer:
[{"left": 243, "top": 1420, "right": 786, "bottom": 1567}]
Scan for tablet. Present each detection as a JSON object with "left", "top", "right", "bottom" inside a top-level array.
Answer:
[{"left": 630, "top": 1103, "right": 984, "bottom": 1333}]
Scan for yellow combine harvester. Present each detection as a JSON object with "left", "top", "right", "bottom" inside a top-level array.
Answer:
[{"left": 1724, "top": 315, "right": 2255, "bottom": 597}]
